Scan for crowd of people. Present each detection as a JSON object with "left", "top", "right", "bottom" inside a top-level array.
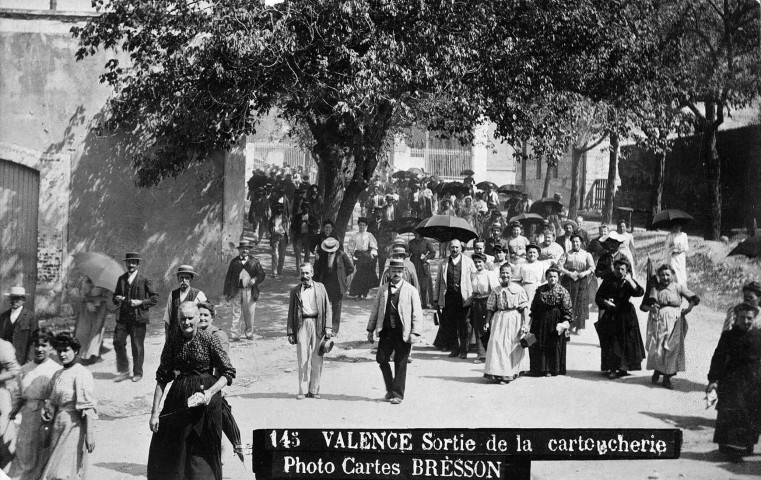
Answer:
[{"left": 0, "top": 169, "right": 759, "bottom": 479}]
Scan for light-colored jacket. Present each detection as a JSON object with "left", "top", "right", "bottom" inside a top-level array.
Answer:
[
  {"left": 434, "top": 254, "right": 476, "bottom": 306},
  {"left": 366, "top": 280, "right": 421, "bottom": 343}
]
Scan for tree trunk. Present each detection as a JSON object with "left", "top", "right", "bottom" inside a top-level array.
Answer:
[
  {"left": 568, "top": 147, "right": 582, "bottom": 220},
  {"left": 603, "top": 132, "right": 619, "bottom": 223},
  {"left": 702, "top": 101, "right": 722, "bottom": 240},
  {"left": 542, "top": 157, "right": 552, "bottom": 198},
  {"left": 648, "top": 150, "right": 665, "bottom": 229}
]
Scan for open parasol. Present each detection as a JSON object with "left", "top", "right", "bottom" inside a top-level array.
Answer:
[
  {"left": 392, "top": 217, "right": 423, "bottom": 234},
  {"left": 460, "top": 169, "right": 475, "bottom": 176},
  {"left": 651, "top": 209, "right": 694, "bottom": 230},
  {"left": 476, "top": 181, "right": 498, "bottom": 191},
  {"left": 439, "top": 181, "right": 471, "bottom": 197},
  {"left": 407, "top": 167, "right": 425, "bottom": 176},
  {"left": 414, "top": 215, "right": 478, "bottom": 243},
  {"left": 497, "top": 184, "right": 523, "bottom": 196},
  {"left": 728, "top": 237, "right": 761, "bottom": 258},
  {"left": 391, "top": 170, "right": 413, "bottom": 180},
  {"left": 73, "top": 252, "right": 125, "bottom": 290},
  {"left": 530, "top": 197, "right": 564, "bottom": 215},
  {"left": 508, "top": 213, "right": 545, "bottom": 225}
]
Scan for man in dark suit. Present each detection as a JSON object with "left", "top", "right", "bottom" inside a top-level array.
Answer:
[
  {"left": 113, "top": 252, "right": 159, "bottom": 382},
  {"left": 223, "top": 240, "right": 266, "bottom": 341},
  {"left": 313, "top": 238, "right": 355, "bottom": 336},
  {"left": 0, "top": 286, "right": 38, "bottom": 364}
]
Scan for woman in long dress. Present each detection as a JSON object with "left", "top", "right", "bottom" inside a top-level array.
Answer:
[
  {"left": 595, "top": 258, "right": 646, "bottom": 379},
  {"left": 9, "top": 327, "right": 61, "bottom": 480},
  {"left": 505, "top": 222, "right": 530, "bottom": 265},
  {"left": 643, "top": 264, "right": 700, "bottom": 389},
  {"left": 665, "top": 222, "right": 689, "bottom": 286},
  {"left": 558, "top": 234, "right": 595, "bottom": 333},
  {"left": 469, "top": 254, "right": 500, "bottom": 364},
  {"left": 40, "top": 332, "right": 97, "bottom": 480},
  {"left": 529, "top": 267, "right": 573, "bottom": 376},
  {"left": 74, "top": 277, "right": 113, "bottom": 364},
  {"left": 483, "top": 263, "right": 530, "bottom": 383},
  {"left": 706, "top": 303, "right": 761, "bottom": 459},
  {"left": 615, "top": 219, "right": 636, "bottom": 267},
  {"left": 147, "top": 302, "right": 236, "bottom": 480},
  {"left": 515, "top": 244, "right": 547, "bottom": 306},
  {"left": 347, "top": 217, "right": 379, "bottom": 299}
]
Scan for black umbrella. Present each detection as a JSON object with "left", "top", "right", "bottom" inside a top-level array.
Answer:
[
  {"left": 460, "top": 169, "right": 475, "bottom": 176},
  {"left": 529, "top": 197, "right": 564, "bottom": 215},
  {"left": 651, "top": 209, "right": 694, "bottom": 230},
  {"left": 414, "top": 215, "right": 478, "bottom": 243},
  {"left": 392, "top": 217, "right": 423, "bottom": 234},
  {"left": 439, "top": 181, "right": 470, "bottom": 197},
  {"left": 476, "top": 181, "right": 499, "bottom": 191},
  {"left": 391, "top": 170, "right": 413, "bottom": 180},
  {"left": 497, "top": 184, "right": 523, "bottom": 196},
  {"left": 508, "top": 213, "right": 545, "bottom": 224},
  {"left": 728, "top": 237, "right": 761, "bottom": 258}
]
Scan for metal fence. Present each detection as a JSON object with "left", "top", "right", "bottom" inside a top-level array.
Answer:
[{"left": 411, "top": 147, "right": 472, "bottom": 179}]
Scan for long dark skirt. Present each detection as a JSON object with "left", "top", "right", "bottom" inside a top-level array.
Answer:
[
  {"left": 529, "top": 306, "right": 568, "bottom": 375},
  {"left": 349, "top": 251, "right": 378, "bottom": 297},
  {"left": 148, "top": 372, "right": 224, "bottom": 480},
  {"left": 713, "top": 371, "right": 761, "bottom": 453},
  {"left": 433, "top": 294, "right": 463, "bottom": 351},
  {"left": 596, "top": 303, "right": 645, "bottom": 372},
  {"left": 561, "top": 276, "right": 591, "bottom": 330},
  {"left": 470, "top": 297, "right": 490, "bottom": 356}
]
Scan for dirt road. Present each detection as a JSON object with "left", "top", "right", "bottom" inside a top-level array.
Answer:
[{"left": 87, "top": 242, "right": 760, "bottom": 480}]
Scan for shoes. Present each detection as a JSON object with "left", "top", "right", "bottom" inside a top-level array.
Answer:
[
  {"left": 114, "top": 372, "right": 130, "bottom": 383},
  {"left": 245, "top": 333, "right": 254, "bottom": 340},
  {"left": 390, "top": 398, "right": 402, "bottom": 405},
  {"left": 132, "top": 375, "right": 143, "bottom": 383},
  {"left": 458, "top": 353, "right": 467, "bottom": 359},
  {"left": 608, "top": 372, "right": 617, "bottom": 379},
  {"left": 385, "top": 392, "right": 394, "bottom": 400},
  {"left": 473, "top": 358, "right": 485, "bottom": 364},
  {"left": 448, "top": 351, "right": 459, "bottom": 357},
  {"left": 662, "top": 377, "right": 674, "bottom": 390},
  {"left": 407, "top": 357, "right": 412, "bottom": 364},
  {"left": 306, "top": 392, "right": 321, "bottom": 399},
  {"left": 230, "top": 333, "right": 241, "bottom": 342},
  {"left": 296, "top": 394, "right": 306, "bottom": 400},
  {"left": 651, "top": 371, "right": 661, "bottom": 384}
]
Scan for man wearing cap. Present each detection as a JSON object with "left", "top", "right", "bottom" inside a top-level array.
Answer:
[
  {"left": 287, "top": 263, "right": 332, "bottom": 399},
  {"left": 162, "top": 265, "right": 207, "bottom": 338},
  {"left": 367, "top": 259, "right": 422, "bottom": 404},
  {"left": 485, "top": 223, "right": 509, "bottom": 256},
  {"left": 113, "top": 252, "right": 159, "bottom": 382},
  {"left": 313, "top": 238, "right": 355, "bottom": 335},
  {"left": 433, "top": 239, "right": 476, "bottom": 358},
  {"left": 556, "top": 220, "right": 579, "bottom": 252},
  {"left": 223, "top": 241, "right": 266, "bottom": 341},
  {"left": 0, "top": 287, "right": 38, "bottom": 364},
  {"left": 380, "top": 244, "right": 420, "bottom": 290}
]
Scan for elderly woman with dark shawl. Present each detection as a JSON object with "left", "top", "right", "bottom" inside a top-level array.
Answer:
[
  {"left": 595, "top": 258, "right": 646, "bottom": 379},
  {"left": 147, "top": 302, "right": 236, "bottom": 480},
  {"left": 706, "top": 303, "right": 761, "bottom": 459},
  {"left": 529, "top": 267, "right": 573, "bottom": 376}
]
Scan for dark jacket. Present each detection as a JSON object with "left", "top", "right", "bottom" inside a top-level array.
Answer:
[
  {"left": 223, "top": 255, "right": 266, "bottom": 300},
  {"left": 286, "top": 281, "right": 332, "bottom": 338},
  {"left": 313, "top": 250, "right": 355, "bottom": 295},
  {"left": 0, "top": 308, "right": 38, "bottom": 364},
  {"left": 113, "top": 272, "right": 159, "bottom": 324}
]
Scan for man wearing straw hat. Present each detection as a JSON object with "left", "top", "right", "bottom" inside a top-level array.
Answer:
[
  {"left": 367, "top": 259, "right": 422, "bottom": 404},
  {"left": 0, "top": 286, "right": 37, "bottom": 364},
  {"left": 162, "top": 265, "right": 207, "bottom": 338},
  {"left": 113, "top": 252, "right": 159, "bottom": 382},
  {"left": 313, "top": 238, "right": 355, "bottom": 336},
  {"left": 223, "top": 240, "right": 266, "bottom": 341},
  {"left": 287, "top": 263, "right": 332, "bottom": 399}
]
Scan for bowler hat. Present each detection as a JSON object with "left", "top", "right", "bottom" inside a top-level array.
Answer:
[
  {"left": 392, "top": 237, "right": 408, "bottom": 247},
  {"left": 318, "top": 335, "right": 334, "bottom": 356},
  {"left": 124, "top": 252, "right": 142, "bottom": 262},
  {"left": 176, "top": 265, "right": 197, "bottom": 278},
  {"left": 237, "top": 240, "right": 252, "bottom": 249},
  {"left": 389, "top": 258, "right": 406, "bottom": 269},
  {"left": 3, "top": 286, "right": 26, "bottom": 297},
  {"left": 321, "top": 238, "right": 339, "bottom": 253}
]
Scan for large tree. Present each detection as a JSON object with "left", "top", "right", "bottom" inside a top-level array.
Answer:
[{"left": 74, "top": 0, "right": 659, "bottom": 236}]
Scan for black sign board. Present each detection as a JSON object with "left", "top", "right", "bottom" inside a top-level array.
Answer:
[{"left": 252, "top": 428, "right": 681, "bottom": 479}]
